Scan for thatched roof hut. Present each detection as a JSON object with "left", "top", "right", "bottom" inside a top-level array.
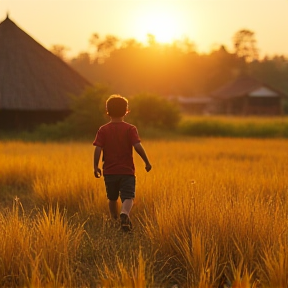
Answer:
[
  {"left": 0, "top": 15, "right": 92, "bottom": 129},
  {"left": 210, "top": 75, "right": 286, "bottom": 115}
]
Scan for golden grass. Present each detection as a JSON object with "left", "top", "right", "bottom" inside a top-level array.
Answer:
[
  {"left": 0, "top": 138, "right": 288, "bottom": 287},
  {"left": 0, "top": 200, "right": 84, "bottom": 287}
]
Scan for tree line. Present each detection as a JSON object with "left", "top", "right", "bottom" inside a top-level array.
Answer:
[{"left": 51, "top": 29, "right": 288, "bottom": 102}]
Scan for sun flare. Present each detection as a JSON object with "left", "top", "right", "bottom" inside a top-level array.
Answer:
[{"left": 134, "top": 4, "right": 185, "bottom": 44}]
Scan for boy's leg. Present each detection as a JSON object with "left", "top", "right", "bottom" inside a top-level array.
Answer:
[
  {"left": 109, "top": 200, "right": 119, "bottom": 219},
  {"left": 121, "top": 198, "right": 133, "bottom": 215},
  {"left": 119, "top": 175, "right": 135, "bottom": 231},
  {"left": 120, "top": 199, "right": 133, "bottom": 231},
  {"left": 119, "top": 175, "right": 135, "bottom": 216},
  {"left": 104, "top": 175, "right": 120, "bottom": 220}
]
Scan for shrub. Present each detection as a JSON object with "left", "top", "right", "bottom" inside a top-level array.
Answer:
[
  {"left": 65, "top": 84, "right": 109, "bottom": 137},
  {"left": 32, "top": 84, "right": 110, "bottom": 140},
  {"left": 127, "top": 93, "right": 181, "bottom": 129},
  {"left": 178, "top": 117, "right": 288, "bottom": 138}
]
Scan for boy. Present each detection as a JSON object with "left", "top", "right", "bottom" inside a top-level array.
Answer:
[{"left": 93, "top": 94, "right": 152, "bottom": 232}]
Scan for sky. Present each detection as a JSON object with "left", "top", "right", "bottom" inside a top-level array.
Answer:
[{"left": 1, "top": 0, "right": 288, "bottom": 59}]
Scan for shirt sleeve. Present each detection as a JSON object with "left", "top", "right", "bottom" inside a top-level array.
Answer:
[
  {"left": 92, "top": 128, "right": 104, "bottom": 147},
  {"left": 130, "top": 126, "right": 141, "bottom": 145}
]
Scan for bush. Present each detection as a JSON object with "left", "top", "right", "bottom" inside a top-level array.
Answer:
[
  {"left": 32, "top": 90, "right": 181, "bottom": 141},
  {"left": 32, "top": 85, "right": 110, "bottom": 140},
  {"left": 127, "top": 93, "right": 181, "bottom": 129},
  {"left": 178, "top": 117, "right": 288, "bottom": 138},
  {"left": 66, "top": 85, "right": 109, "bottom": 136}
]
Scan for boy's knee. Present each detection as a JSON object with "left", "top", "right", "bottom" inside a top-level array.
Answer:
[{"left": 120, "top": 197, "right": 134, "bottom": 203}]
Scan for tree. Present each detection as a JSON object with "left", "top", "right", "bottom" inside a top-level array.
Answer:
[
  {"left": 69, "top": 52, "right": 95, "bottom": 83},
  {"left": 89, "top": 33, "right": 119, "bottom": 63},
  {"left": 171, "top": 37, "right": 197, "bottom": 54},
  {"left": 121, "top": 38, "right": 143, "bottom": 49},
  {"left": 147, "top": 34, "right": 157, "bottom": 46},
  {"left": 233, "top": 29, "right": 259, "bottom": 62},
  {"left": 50, "top": 45, "right": 70, "bottom": 61}
]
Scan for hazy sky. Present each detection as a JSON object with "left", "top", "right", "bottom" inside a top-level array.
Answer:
[{"left": 1, "top": 0, "right": 287, "bottom": 58}]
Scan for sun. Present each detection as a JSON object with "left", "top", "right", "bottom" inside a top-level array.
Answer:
[{"left": 135, "top": 4, "right": 183, "bottom": 44}]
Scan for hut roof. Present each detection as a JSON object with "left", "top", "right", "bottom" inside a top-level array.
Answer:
[
  {"left": 210, "top": 75, "right": 285, "bottom": 100},
  {"left": 0, "top": 16, "right": 92, "bottom": 111}
]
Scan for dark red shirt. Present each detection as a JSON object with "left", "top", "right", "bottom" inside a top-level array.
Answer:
[{"left": 93, "top": 122, "right": 141, "bottom": 175}]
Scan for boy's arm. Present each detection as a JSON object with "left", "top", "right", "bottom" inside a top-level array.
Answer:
[
  {"left": 133, "top": 142, "right": 152, "bottom": 172},
  {"left": 93, "top": 146, "right": 102, "bottom": 178}
]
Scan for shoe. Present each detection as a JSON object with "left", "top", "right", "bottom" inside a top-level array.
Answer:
[{"left": 120, "top": 213, "right": 132, "bottom": 232}]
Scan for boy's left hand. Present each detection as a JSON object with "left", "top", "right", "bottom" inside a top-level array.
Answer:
[
  {"left": 145, "top": 164, "right": 152, "bottom": 172},
  {"left": 94, "top": 168, "right": 102, "bottom": 178}
]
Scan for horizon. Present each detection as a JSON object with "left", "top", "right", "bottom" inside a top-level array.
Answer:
[{"left": 1, "top": 0, "right": 288, "bottom": 59}]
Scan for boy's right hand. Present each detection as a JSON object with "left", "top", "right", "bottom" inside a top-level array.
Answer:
[
  {"left": 145, "top": 164, "right": 152, "bottom": 172},
  {"left": 94, "top": 168, "right": 102, "bottom": 178}
]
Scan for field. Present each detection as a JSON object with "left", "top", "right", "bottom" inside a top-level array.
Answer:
[{"left": 0, "top": 137, "right": 288, "bottom": 287}]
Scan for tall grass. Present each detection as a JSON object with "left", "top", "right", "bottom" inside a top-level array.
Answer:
[
  {"left": 0, "top": 138, "right": 288, "bottom": 287},
  {"left": 0, "top": 200, "right": 84, "bottom": 287}
]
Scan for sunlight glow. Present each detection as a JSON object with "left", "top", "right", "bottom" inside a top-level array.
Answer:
[{"left": 134, "top": 4, "right": 188, "bottom": 44}]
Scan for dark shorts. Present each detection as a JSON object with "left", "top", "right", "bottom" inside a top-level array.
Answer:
[{"left": 104, "top": 174, "right": 136, "bottom": 203}]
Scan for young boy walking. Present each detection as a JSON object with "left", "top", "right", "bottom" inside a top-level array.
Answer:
[{"left": 93, "top": 95, "right": 152, "bottom": 232}]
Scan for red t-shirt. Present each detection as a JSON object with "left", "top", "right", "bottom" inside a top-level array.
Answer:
[{"left": 93, "top": 122, "right": 141, "bottom": 175}]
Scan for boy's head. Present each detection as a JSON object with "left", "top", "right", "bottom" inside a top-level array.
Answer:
[{"left": 106, "top": 95, "right": 128, "bottom": 118}]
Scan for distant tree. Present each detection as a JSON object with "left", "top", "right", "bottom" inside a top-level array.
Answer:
[
  {"left": 69, "top": 32, "right": 288, "bottom": 101},
  {"left": 89, "top": 33, "right": 119, "bottom": 63},
  {"left": 50, "top": 44, "right": 70, "bottom": 61},
  {"left": 249, "top": 55, "right": 288, "bottom": 97},
  {"left": 69, "top": 52, "right": 94, "bottom": 83},
  {"left": 204, "top": 45, "right": 239, "bottom": 92},
  {"left": 71, "top": 52, "right": 91, "bottom": 66},
  {"left": 147, "top": 34, "right": 157, "bottom": 46},
  {"left": 121, "top": 38, "right": 143, "bottom": 49},
  {"left": 233, "top": 29, "right": 259, "bottom": 62},
  {"left": 171, "top": 37, "right": 197, "bottom": 53}
]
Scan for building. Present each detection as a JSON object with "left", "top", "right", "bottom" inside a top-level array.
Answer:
[
  {"left": 0, "top": 15, "right": 92, "bottom": 130},
  {"left": 210, "top": 75, "right": 285, "bottom": 115},
  {"left": 175, "top": 95, "right": 212, "bottom": 114}
]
